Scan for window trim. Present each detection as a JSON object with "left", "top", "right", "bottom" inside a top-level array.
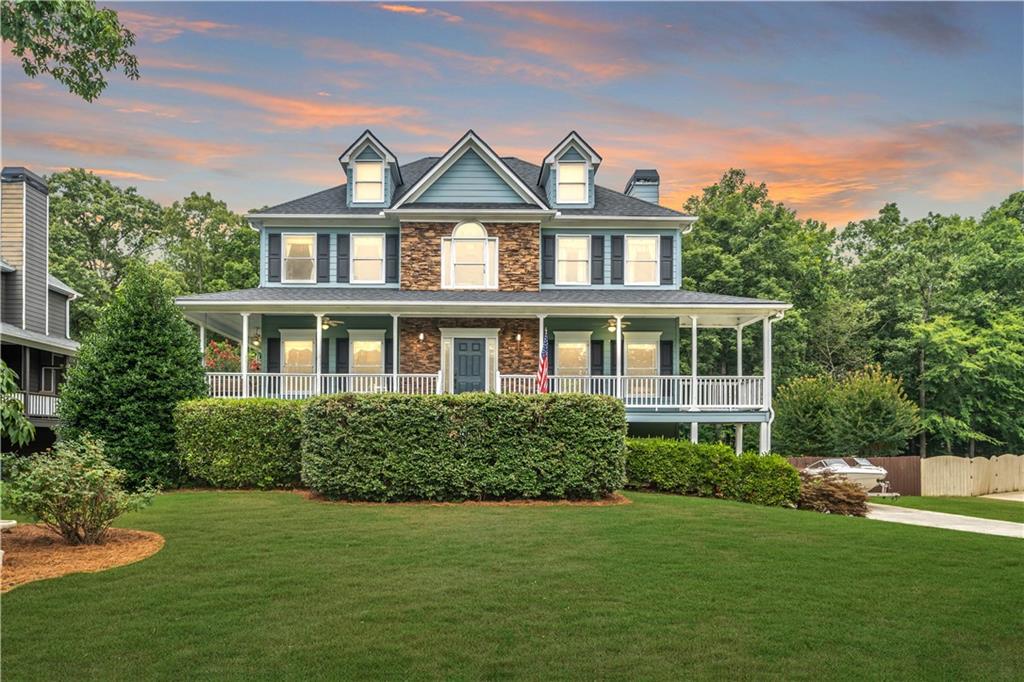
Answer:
[
  {"left": 349, "top": 233, "right": 387, "bottom": 284},
  {"left": 555, "top": 160, "right": 589, "bottom": 205},
  {"left": 347, "top": 329, "right": 386, "bottom": 374},
  {"left": 352, "top": 160, "right": 385, "bottom": 204},
  {"left": 281, "top": 233, "right": 317, "bottom": 284},
  {"left": 280, "top": 329, "right": 315, "bottom": 374},
  {"left": 442, "top": 221, "right": 499, "bottom": 290},
  {"left": 624, "top": 234, "right": 661, "bottom": 286},
  {"left": 622, "top": 331, "right": 662, "bottom": 375},
  {"left": 554, "top": 234, "right": 591, "bottom": 286},
  {"left": 552, "top": 330, "right": 592, "bottom": 376}
]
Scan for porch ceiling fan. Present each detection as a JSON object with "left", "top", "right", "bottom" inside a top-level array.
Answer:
[
  {"left": 321, "top": 317, "right": 344, "bottom": 331},
  {"left": 603, "top": 318, "right": 631, "bottom": 333}
]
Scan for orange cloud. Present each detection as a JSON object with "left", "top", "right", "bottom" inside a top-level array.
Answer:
[
  {"left": 148, "top": 78, "right": 423, "bottom": 131},
  {"left": 138, "top": 55, "right": 229, "bottom": 74},
  {"left": 485, "top": 4, "right": 618, "bottom": 33},
  {"left": 11, "top": 131, "right": 256, "bottom": 169},
  {"left": 305, "top": 38, "right": 438, "bottom": 76},
  {"left": 501, "top": 32, "right": 647, "bottom": 81},
  {"left": 50, "top": 167, "right": 165, "bottom": 182},
  {"left": 377, "top": 3, "right": 462, "bottom": 22},
  {"left": 417, "top": 45, "right": 569, "bottom": 83},
  {"left": 117, "top": 10, "right": 238, "bottom": 43}
]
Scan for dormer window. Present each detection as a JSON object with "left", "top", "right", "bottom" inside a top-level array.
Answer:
[
  {"left": 353, "top": 160, "right": 384, "bottom": 203},
  {"left": 442, "top": 221, "right": 498, "bottom": 289},
  {"left": 556, "top": 162, "right": 588, "bottom": 204}
]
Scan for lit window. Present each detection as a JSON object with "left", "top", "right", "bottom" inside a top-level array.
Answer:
[
  {"left": 442, "top": 222, "right": 498, "bottom": 289},
  {"left": 281, "top": 331, "right": 314, "bottom": 374},
  {"left": 625, "top": 235, "right": 659, "bottom": 285},
  {"left": 283, "top": 234, "right": 315, "bottom": 283},
  {"left": 557, "top": 162, "right": 587, "bottom": 204},
  {"left": 349, "top": 331, "right": 385, "bottom": 374},
  {"left": 556, "top": 235, "right": 590, "bottom": 285},
  {"left": 554, "top": 331, "right": 591, "bottom": 376},
  {"left": 353, "top": 161, "right": 384, "bottom": 202},
  {"left": 351, "top": 234, "right": 385, "bottom": 283},
  {"left": 624, "top": 333, "right": 660, "bottom": 376}
]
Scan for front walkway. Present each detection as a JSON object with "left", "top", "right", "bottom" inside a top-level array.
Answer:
[{"left": 866, "top": 504, "right": 1024, "bottom": 539}]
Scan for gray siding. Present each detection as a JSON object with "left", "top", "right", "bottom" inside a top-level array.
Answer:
[
  {"left": 23, "top": 185, "right": 48, "bottom": 334},
  {"left": 627, "top": 183, "right": 659, "bottom": 204},
  {"left": 0, "top": 182, "right": 24, "bottom": 326},
  {"left": 414, "top": 150, "right": 522, "bottom": 203},
  {"left": 48, "top": 290, "right": 68, "bottom": 338}
]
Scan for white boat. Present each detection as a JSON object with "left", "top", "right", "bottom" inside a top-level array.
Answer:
[{"left": 803, "top": 458, "right": 888, "bottom": 492}]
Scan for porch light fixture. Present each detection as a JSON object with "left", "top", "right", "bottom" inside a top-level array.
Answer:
[
  {"left": 607, "top": 322, "right": 617, "bottom": 333},
  {"left": 515, "top": 332, "right": 522, "bottom": 342},
  {"left": 418, "top": 332, "right": 425, "bottom": 341}
]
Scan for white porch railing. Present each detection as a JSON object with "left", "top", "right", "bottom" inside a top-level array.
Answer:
[
  {"left": 206, "top": 372, "right": 441, "bottom": 399},
  {"left": 498, "top": 374, "right": 765, "bottom": 410},
  {"left": 6, "top": 392, "right": 60, "bottom": 418}
]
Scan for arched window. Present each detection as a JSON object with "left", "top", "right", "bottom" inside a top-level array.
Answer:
[{"left": 442, "top": 221, "right": 498, "bottom": 289}]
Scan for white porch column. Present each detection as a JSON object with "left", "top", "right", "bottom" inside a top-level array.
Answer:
[
  {"left": 736, "top": 325, "right": 744, "bottom": 454},
  {"left": 391, "top": 313, "right": 399, "bottom": 390},
  {"left": 735, "top": 424, "right": 744, "bottom": 454},
  {"left": 690, "top": 422, "right": 698, "bottom": 443},
  {"left": 314, "top": 314, "right": 324, "bottom": 394},
  {"left": 198, "top": 323, "right": 206, "bottom": 365},
  {"left": 614, "top": 314, "right": 623, "bottom": 398},
  {"left": 759, "top": 315, "right": 774, "bottom": 454},
  {"left": 537, "top": 314, "right": 546, "bottom": 357},
  {"left": 688, "top": 315, "right": 698, "bottom": 411},
  {"left": 240, "top": 313, "right": 250, "bottom": 398}
]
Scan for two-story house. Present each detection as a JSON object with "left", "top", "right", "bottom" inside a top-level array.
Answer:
[
  {"left": 1, "top": 167, "right": 80, "bottom": 446},
  {"left": 176, "top": 131, "right": 790, "bottom": 451}
]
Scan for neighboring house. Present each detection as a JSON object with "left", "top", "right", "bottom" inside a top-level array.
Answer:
[
  {"left": 1, "top": 167, "right": 79, "bottom": 446},
  {"left": 176, "top": 131, "right": 790, "bottom": 450}
]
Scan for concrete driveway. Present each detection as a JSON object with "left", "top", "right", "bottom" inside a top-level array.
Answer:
[
  {"left": 866, "top": 504, "right": 1024, "bottom": 539},
  {"left": 983, "top": 491, "right": 1024, "bottom": 503}
]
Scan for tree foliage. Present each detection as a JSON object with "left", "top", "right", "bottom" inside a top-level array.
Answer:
[
  {"left": 58, "top": 266, "right": 206, "bottom": 488},
  {"left": 1, "top": 0, "right": 139, "bottom": 102},
  {"left": 0, "top": 360, "right": 35, "bottom": 447}
]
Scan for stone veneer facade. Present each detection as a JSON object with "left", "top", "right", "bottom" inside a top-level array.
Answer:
[
  {"left": 400, "top": 222, "right": 540, "bottom": 292},
  {"left": 399, "top": 318, "right": 539, "bottom": 375}
]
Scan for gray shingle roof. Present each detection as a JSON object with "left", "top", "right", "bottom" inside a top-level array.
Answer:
[
  {"left": 48, "top": 274, "right": 80, "bottom": 297},
  {"left": 177, "top": 287, "right": 785, "bottom": 307},
  {"left": 256, "top": 154, "right": 690, "bottom": 219}
]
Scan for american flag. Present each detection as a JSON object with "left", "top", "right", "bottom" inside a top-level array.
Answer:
[{"left": 536, "top": 334, "right": 550, "bottom": 394}]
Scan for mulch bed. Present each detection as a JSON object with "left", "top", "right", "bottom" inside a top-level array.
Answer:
[
  {"left": 1, "top": 525, "right": 164, "bottom": 593},
  {"left": 298, "top": 490, "right": 632, "bottom": 507}
]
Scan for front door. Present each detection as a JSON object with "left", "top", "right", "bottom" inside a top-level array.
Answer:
[{"left": 453, "top": 338, "right": 486, "bottom": 393}]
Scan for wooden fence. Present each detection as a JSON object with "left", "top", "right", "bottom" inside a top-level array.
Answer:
[
  {"left": 920, "top": 455, "right": 1024, "bottom": 496},
  {"left": 786, "top": 456, "right": 921, "bottom": 496},
  {"left": 786, "top": 454, "right": 1024, "bottom": 497}
]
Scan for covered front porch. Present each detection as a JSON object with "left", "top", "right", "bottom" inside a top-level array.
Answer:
[{"left": 185, "top": 304, "right": 782, "bottom": 451}]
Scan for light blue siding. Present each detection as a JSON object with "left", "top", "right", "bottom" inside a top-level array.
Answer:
[
  {"left": 413, "top": 150, "right": 523, "bottom": 204},
  {"left": 559, "top": 147, "right": 585, "bottom": 162},
  {"left": 355, "top": 147, "right": 382, "bottom": 161},
  {"left": 628, "top": 183, "right": 659, "bottom": 204}
]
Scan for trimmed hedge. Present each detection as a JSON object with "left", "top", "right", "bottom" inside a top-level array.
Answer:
[
  {"left": 301, "top": 393, "right": 627, "bottom": 501},
  {"left": 625, "top": 438, "right": 800, "bottom": 507},
  {"left": 175, "top": 399, "right": 304, "bottom": 488}
]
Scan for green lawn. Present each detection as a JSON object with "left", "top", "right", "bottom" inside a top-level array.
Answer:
[
  {"left": 874, "top": 495, "right": 1024, "bottom": 523},
  {"left": 2, "top": 491, "right": 1021, "bottom": 681}
]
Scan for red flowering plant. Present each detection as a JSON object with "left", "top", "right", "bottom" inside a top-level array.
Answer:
[{"left": 204, "top": 339, "right": 260, "bottom": 372}]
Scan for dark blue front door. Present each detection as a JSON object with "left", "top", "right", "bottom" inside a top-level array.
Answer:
[{"left": 453, "top": 338, "right": 486, "bottom": 393}]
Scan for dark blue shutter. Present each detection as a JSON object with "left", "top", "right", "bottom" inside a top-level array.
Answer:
[
  {"left": 384, "top": 337, "right": 394, "bottom": 374},
  {"left": 268, "top": 233, "right": 281, "bottom": 282},
  {"left": 610, "top": 340, "right": 617, "bottom": 375},
  {"left": 266, "top": 337, "right": 280, "bottom": 372},
  {"left": 548, "top": 336, "right": 555, "bottom": 374},
  {"left": 659, "top": 340, "right": 674, "bottom": 375},
  {"left": 317, "top": 234, "right": 330, "bottom": 282},
  {"left": 336, "top": 234, "right": 350, "bottom": 283},
  {"left": 321, "top": 338, "right": 330, "bottom": 373},
  {"left": 590, "top": 340, "right": 604, "bottom": 375},
  {"left": 610, "top": 236, "right": 624, "bottom": 284},
  {"left": 541, "top": 235, "right": 555, "bottom": 284},
  {"left": 591, "top": 235, "right": 604, "bottom": 285},
  {"left": 660, "top": 235, "right": 673, "bottom": 285},
  {"left": 336, "top": 338, "right": 349, "bottom": 373},
  {"left": 385, "top": 234, "right": 399, "bottom": 283}
]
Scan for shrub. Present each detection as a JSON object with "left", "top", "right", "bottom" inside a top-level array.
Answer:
[
  {"left": 796, "top": 471, "right": 868, "bottom": 516},
  {"left": 774, "top": 366, "right": 920, "bottom": 457},
  {"left": 624, "top": 438, "right": 800, "bottom": 507},
  {"left": 175, "top": 399, "right": 304, "bottom": 488},
  {"left": 58, "top": 266, "right": 206, "bottom": 488},
  {"left": 4, "top": 435, "right": 154, "bottom": 544},
  {"left": 1, "top": 360, "right": 34, "bottom": 447},
  {"left": 301, "top": 393, "right": 626, "bottom": 501},
  {"left": 204, "top": 339, "right": 260, "bottom": 372}
]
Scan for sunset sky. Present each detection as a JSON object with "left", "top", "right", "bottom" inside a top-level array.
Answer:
[{"left": 2, "top": 1, "right": 1021, "bottom": 225}]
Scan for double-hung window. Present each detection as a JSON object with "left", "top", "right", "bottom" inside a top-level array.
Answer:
[
  {"left": 625, "top": 235, "right": 659, "bottom": 285},
  {"left": 351, "top": 234, "right": 385, "bottom": 284},
  {"left": 556, "top": 235, "right": 590, "bottom": 285},
  {"left": 281, "top": 330, "right": 315, "bottom": 374},
  {"left": 348, "top": 330, "right": 385, "bottom": 374},
  {"left": 556, "top": 162, "right": 588, "bottom": 204},
  {"left": 553, "top": 331, "right": 591, "bottom": 377},
  {"left": 353, "top": 161, "right": 384, "bottom": 203},
  {"left": 442, "top": 222, "right": 498, "bottom": 289},
  {"left": 282, "top": 234, "right": 316, "bottom": 283}
]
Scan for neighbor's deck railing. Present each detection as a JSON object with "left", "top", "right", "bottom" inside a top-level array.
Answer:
[
  {"left": 498, "top": 374, "right": 765, "bottom": 410},
  {"left": 206, "top": 372, "right": 441, "bottom": 399},
  {"left": 5, "top": 392, "right": 60, "bottom": 418}
]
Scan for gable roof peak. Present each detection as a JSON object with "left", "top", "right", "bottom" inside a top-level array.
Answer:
[
  {"left": 539, "top": 131, "right": 602, "bottom": 184},
  {"left": 338, "top": 129, "right": 402, "bottom": 184}
]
